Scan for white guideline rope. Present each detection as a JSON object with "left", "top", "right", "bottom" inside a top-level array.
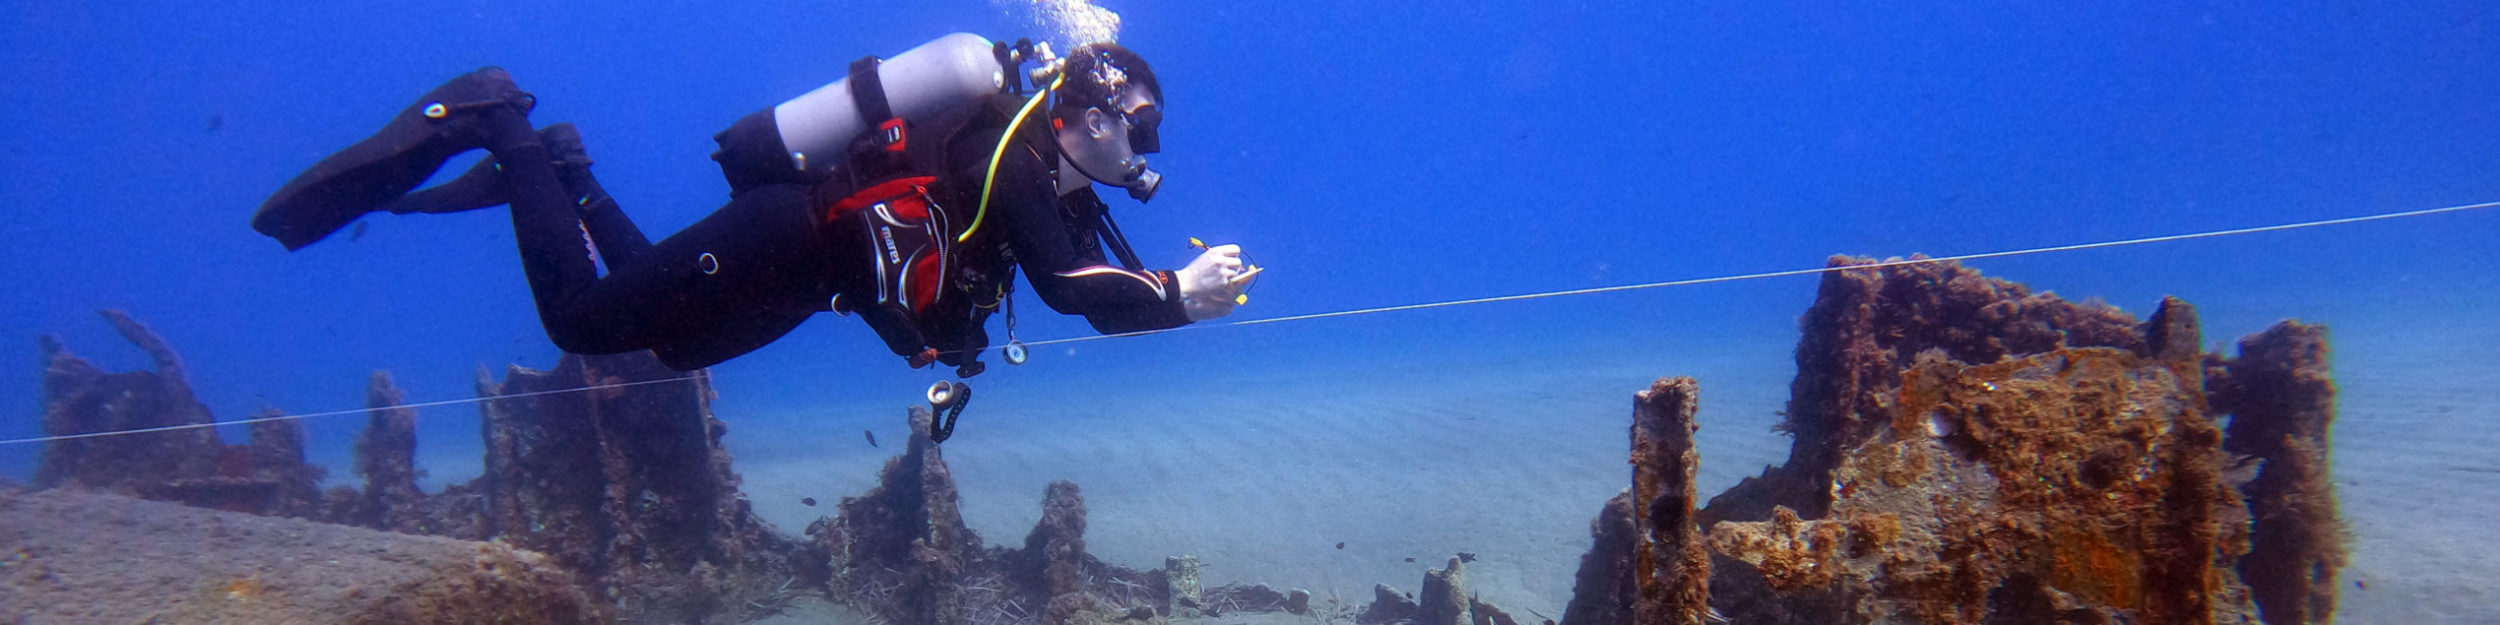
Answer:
[
  {"left": 3, "top": 199, "right": 2492, "bottom": 447},
  {"left": 1010, "top": 199, "right": 2500, "bottom": 350},
  {"left": 0, "top": 375, "right": 703, "bottom": 446}
]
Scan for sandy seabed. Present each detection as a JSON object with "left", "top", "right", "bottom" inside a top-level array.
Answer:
[{"left": 2325, "top": 355, "right": 2500, "bottom": 622}]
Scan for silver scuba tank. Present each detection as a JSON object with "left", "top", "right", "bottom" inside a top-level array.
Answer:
[
  {"left": 712, "top": 33, "right": 1014, "bottom": 196},
  {"left": 777, "top": 33, "right": 1006, "bottom": 172}
]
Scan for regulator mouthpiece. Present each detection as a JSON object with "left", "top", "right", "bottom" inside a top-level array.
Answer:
[{"left": 1124, "top": 158, "right": 1161, "bottom": 202}]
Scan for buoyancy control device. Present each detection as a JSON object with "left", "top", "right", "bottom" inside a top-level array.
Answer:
[{"left": 708, "top": 33, "right": 1053, "bottom": 377}]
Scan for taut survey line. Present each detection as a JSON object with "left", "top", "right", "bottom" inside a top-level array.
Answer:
[{"left": 4, "top": 199, "right": 2491, "bottom": 446}]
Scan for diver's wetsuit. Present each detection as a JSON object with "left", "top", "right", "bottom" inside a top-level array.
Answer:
[
  {"left": 499, "top": 92, "right": 1188, "bottom": 371},
  {"left": 940, "top": 94, "right": 1191, "bottom": 335}
]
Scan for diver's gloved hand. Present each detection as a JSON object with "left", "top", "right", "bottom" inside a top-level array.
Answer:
[{"left": 1177, "top": 244, "right": 1254, "bottom": 321}]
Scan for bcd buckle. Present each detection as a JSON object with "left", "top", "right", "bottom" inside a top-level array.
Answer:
[{"left": 879, "top": 118, "right": 907, "bottom": 153}]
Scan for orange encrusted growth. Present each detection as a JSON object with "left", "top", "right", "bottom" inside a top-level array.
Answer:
[
  {"left": 1630, "top": 378, "right": 1712, "bottom": 624},
  {"left": 1657, "top": 260, "right": 2338, "bottom": 624}
]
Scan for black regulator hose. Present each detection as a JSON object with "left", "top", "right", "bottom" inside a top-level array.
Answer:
[{"left": 927, "top": 381, "right": 970, "bottom": 443}]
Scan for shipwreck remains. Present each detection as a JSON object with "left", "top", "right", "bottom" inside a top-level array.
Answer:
[
  {"left": 29, "top": 313, "right": 800, "bottom": 623},
  {"left": 1563, "top": 256, "right": 2346, "bottom": 625},
  {"left": 22, "top": 251, "right": 2351, "bottom": 625},
  {"left": 801, "top": 405, "right": 1529, "bottom": 625},
  {"left": 809, "top": 405, "right": 983, "bottom": 624},
  {"left": 805, "top": 406, "right": 1178, "bottom": 625},
  {"left": 2214, "top": 323, "right": 2346, "bottom": 624},
  {"left": 353, "top": 371, "right": 431, "bottom": 533},
  {"left": 466, "top": 352, "right": 801, "bottom": 621},
  {"left": 34, "top": 310, "right": 325, "bottom": 518},
  {"left": 32, "top": 310, "right": 1484, "bottom": 625}
]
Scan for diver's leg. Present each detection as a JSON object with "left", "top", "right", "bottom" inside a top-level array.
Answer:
[
  {"left": 377, "top": 124, "right": 593, "bottom": 216},
  {"left": 252, "top": 68, "right": 535, "bottom": 250},
  {"left": 482, "top": 112, "right": 623, "bottom": 353},
  {"left": 378, "top": 122, "right": 655, "bottom": 267},
  {"left": 559, "top": 156, "right": 653, "bottom": 267},
  {"left": 535, "top": 123, "right": 653, "bottom": 263},
  {"left": 510, "top": 181, "right": 834, "bottom": 357}
]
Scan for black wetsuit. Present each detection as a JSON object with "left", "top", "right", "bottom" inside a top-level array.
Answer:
[{"left": 501, "top": 93, "right": 1189, "bottom": 371}]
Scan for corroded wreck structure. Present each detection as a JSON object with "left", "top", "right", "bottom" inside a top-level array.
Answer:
[
  {"left": 33, "top": 310, "right": 327, "bottom": 518},
  {"left": 24, "top": 311, "right": 1395, "bottom": 624},
  {"left": 15, "top": 252, "right": 2347, "bottom": 624},
  {"left": 24, "top": 312, "right": 798, "bottom": 623},
  {"left": 1562, "top": 256, "right": 2346, "bottom": 625}
]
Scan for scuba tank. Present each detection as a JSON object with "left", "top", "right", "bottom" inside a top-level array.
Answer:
[{"left": 711, "top": 33, "right": 1036, "bottom": 196}]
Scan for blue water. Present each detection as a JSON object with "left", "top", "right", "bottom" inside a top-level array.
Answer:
[{"left": 4, "top": 1, "right": 2497, "bottom": 621}]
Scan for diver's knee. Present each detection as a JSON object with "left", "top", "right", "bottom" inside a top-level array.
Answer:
[{"left": 542, "top": 323, "right": 631, "bottom": 356}]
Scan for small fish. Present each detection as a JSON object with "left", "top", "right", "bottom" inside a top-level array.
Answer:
[
  {"left": 1456, "top": 552, "right": 1477, "bottom": 563},
  {"left": 1402, "top": 557, "right": 1415, "bottom": 563},
  {"left": 864, "top": 429, "right": 879, "bottom": 448},
  {"left": 800, "top": 497, "right": 816, "bottom": 507},
  {"left": 1335, "top": 541, "right": 1345, "bottom": 550},
  {"left": 349, "top": 220, "right": 370, "bottom": 242}
]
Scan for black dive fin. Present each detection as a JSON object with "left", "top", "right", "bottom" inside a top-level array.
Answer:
[
  {"left": 251, "top": 67, "right": 533, "bottom": 250},
  {"left": 382, "top": 155, "right": 510, "bottom": 215}
]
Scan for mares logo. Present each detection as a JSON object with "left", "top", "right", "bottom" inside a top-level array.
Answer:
[{"left": 879, "top": 225, "right": 902, "bottom": 265}]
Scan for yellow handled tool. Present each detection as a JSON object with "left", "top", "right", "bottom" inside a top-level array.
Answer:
[{"left": 1188, "top": 237, "right": 1261, "bottom": 305}]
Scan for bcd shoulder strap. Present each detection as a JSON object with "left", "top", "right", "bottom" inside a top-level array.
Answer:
[{"left": 847, "top": 57, "right": 909, "bottom": 158}]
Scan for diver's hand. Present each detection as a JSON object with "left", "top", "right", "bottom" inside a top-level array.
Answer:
[{"left": 1177, "top": 244, "right": 1253, "bottom": 321}]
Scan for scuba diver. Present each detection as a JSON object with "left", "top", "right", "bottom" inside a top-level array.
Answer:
[{"left": 250, "top": 35, "right": 1259, "bottom": 378}]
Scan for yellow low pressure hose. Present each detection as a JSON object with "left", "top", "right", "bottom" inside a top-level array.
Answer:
[{"left": 961, "top": 75, "right": 1063, "bottom": 243}]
